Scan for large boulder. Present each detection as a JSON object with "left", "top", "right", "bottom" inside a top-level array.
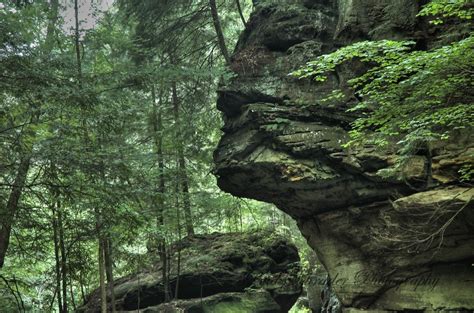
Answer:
[
  {"left": 137, "top": 290, "right": 282, "bottom": 313},
  {"left": 79, "top": 232, "right": 301, "bottom": 313},
  {"left": 214, "top": 0, "right": 474, "bottom": 312}
]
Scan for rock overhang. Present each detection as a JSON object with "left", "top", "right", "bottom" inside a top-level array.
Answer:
[{"left": 213, "top": 0, "right": 474, "bottom": 311}]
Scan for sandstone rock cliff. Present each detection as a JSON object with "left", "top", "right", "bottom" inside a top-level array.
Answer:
[{"left": 214, "top": 0, "right": 474, "bottom": 311}]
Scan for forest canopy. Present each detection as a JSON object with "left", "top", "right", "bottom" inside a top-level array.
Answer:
[
  {"left": 1, "top": 0, "right": 473, "bottom": 312},
  {"left": 0, "top": 1, "right": 300, "bottom": 311}
]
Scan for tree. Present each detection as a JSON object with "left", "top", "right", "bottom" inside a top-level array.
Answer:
[
  {"left": 0, "top": 0, "right": 59, "bottom": 268},
  {"left": 291, "top": 0, "right": 473, "bottom": 180},
  {"left": 0, "top": 0, "right": 301, "bottom": 310},
  {"left": 209, "top": 0, "right": 231, "bottom": 65},
  {"left": 235, "top": 0, "right": 247, "bottom": 27}
]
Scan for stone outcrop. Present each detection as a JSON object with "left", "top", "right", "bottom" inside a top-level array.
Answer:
[
  {"left": 130, "top": 291, "right": 283, "bottom": 313},
  {"left": 214, "top": 0, "right": 474, "bottom": 311},
  {"left": 79, "top": 232, "right": 301, "bottom": 313}
]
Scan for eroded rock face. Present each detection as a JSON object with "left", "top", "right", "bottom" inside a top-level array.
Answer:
[
  {"left": 79, "top": 232, "right": 301, "bottom": 313},
  {"left": 214, "top": 0, "right": 474, "bottom": 311}
]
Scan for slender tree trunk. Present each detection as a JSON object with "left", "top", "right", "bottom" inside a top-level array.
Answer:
[
  {"left": 174, "top": 175, "right": 181, "bottom": 299},
  {"left": 151, "top": 85, "right": 165, "bottom": 225},
  {"left": 151, "top": 85, "right": 170, "bottom": 302},
  {"left": 79, "top": 271, "right": 86, "bottom": 304},
  {"left": 174, "top": 236, "right": 182, "bottom": 300},
  {"left": 235, "top": 0, "right": 247, "bottom": 27},
  {"left": 15, "top": 276, "right": 25, "bottom": 312},
  {"left": 171, "top": 83, "right": 194, "bottom": 237},
  {"left": 95, "top": 152, "right": 108, "bottom": 313},
  {"left": 69, "top": 276, "right": 76, "bottom": 312},
  {"left": 104, "top": 237, "right": 116, "bottom": 313},
  {"left": 166, "top": 246, "right": 171, "bottom": 297},
  {"left": 178, "top": 157, "right": 193, "bottom": 236},
  {"left": 49, "top": 288, "right": 57, "bottom": 313},
  {"left": 0, "top": 156, "right": 31, "bottom": 268},
  {"left": 48, "top": 162, "right": 65, "bottom": 313},
  {"left": 6, "top": 278, "right": 18, "bottom": 311},
  {"left": 98, "top": 234, "right": 107, "bottom": 313},
  {"left": 8, "top": 275, "right": 25, "bottom": 312},
  {"left": 162, "top": 243, "right": 170, "bottom": 301},
  {"left": 209, "top": 0, "right": 231, "bottom": 65},
  {"left": 52, "top": 209, "right": 63, "bottom": 313},
  {"left": 57, "top": 199, "right": 68, "bottom": 313},
  {"left": 74, "top": 0, "right": 82, "bottom": 87}
]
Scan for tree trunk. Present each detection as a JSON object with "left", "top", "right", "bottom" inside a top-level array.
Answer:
[
  {"left": 69, "top": 275, "right": 76, "bottom": 312},
  {"left": 98, "top": 235, "right": 107, "bottom": 313},
  {"left": 151, "top": 85, "right": 165, "bottom": 226},
  {"left": 79, "top": 271, "right": 86, "bottom": 304},
  {"left": 58, "top": 199, "right": 68, "bottom": 313},
  {"left": 235, "top": 0, "right": 247, "bottom": 27},
  {"left": 174, "top": 176, "right": 181, "bottom": 299},
  {"left": 209, "top": 0, "right": 231, "bottom": 65},
  {"left": 104, "top": 237, "right": 116, "bottom": 313},
  {"left": 52, "top": 208, "right": 63, "bottom": 313},
  {"left": 95, "top": 161, "right": 108, "bottom": 313},
  {"left": 178, "top": 157, "right": 193, "bottom": 237},
  {"left": 0, "top": 275, "right": 24, "bottom": 312},
  {"left": 171, "top": 83, "right": 194, "bottom": 237},
  {"left": 74, "top": 0, "right": 82, "bottom": 87},
  {"left": 151, "top": 85, "right": 170, "bottom": 302},
  {"left": 0, "top": 156, "right": 31, "bottom": 268}
]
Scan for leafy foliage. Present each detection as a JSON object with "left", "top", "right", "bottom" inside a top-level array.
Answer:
[
  {"left": 1, "top": 0, "right": 302, "bottom": 311},
  {"left": 291, "top": 1, "right": 473, "bottom": 153},
  {"left": 418, "top": 0, "right": 473, "bottom": 24}
]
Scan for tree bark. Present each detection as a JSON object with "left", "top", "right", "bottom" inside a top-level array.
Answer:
[
  {"left": 52, "top": 208, "right": 63, "bottom": 313},
  {"left": 58, "top": 203, "right": 68, "bottom": 313},
  {"left": 0, "top": 275, "right": 23, "bottom": 312},
  {"left": 209, "top": 0, "right": 231, "bottom": 65},
  {"left": 171, "top": 82, "right": 194, "bottom": 237},
  {"left": 151, "top": 85, "right": 165, "bottom": 226},
  {"left": 235, "top": 0, "right": 247, "bottom": 27},
  {"left": 151, "top": 85, "right": 170, "bottom": 302},
  {"left": 104, "top": 237, "right": 116, "bottom": 313},
  {"left": 74, "top": 0, "right": 82, "bottom": 87},
  {"left": 79, "top": 271, "right": 86, "bottom": 304},
  {"left": 49, "top": 162, "right": 68, "bottom": 313},
  {"left": 174, "top": 176, "right": 181, "bottom": 299},
  {"left": 0, "top": 156, "right": 31, "bottom": 268},
  {"left": 98, "top": 235, "right": 107, "bottom": 313},
  {"left": 69, "top": 275, "right": 76, "bottom": 312}
]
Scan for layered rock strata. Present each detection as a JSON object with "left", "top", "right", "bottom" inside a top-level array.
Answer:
[{"left": 214, "top": 0, "right": 474, "bottom": 311}]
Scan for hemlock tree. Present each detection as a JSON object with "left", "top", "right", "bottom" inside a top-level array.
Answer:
[{"left": 1, "top": 0, "right": 288, "bottom": 311}]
